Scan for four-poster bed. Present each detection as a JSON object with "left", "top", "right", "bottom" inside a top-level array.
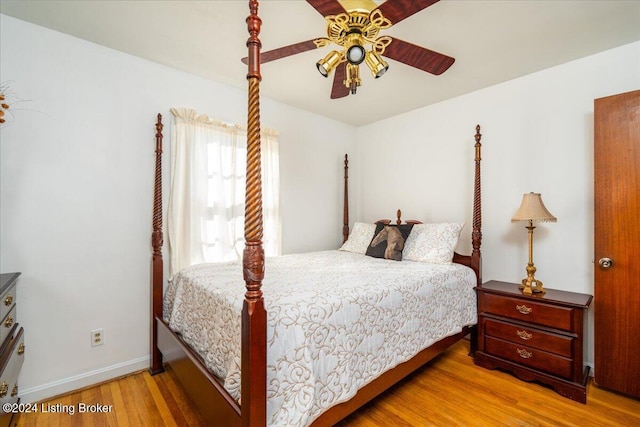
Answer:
[{"left": 150, "top": 2, "right": 483, "bottom": 426}]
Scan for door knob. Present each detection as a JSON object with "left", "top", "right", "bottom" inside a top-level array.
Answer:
[{"left": 599, "top": 258, "right": 614, "bottom": 269}]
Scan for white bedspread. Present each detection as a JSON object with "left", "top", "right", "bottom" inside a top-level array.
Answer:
[{"left": 164, "top": 250, "right": 477, "bottom": 426}]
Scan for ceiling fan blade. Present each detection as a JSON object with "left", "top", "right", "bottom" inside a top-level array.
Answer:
[
  {"left": 382, "top": 37, "right": 454, "bottom": 75},
  {"left": 330, "top": 62, "right": 350, "bottom": 99},
  {"left": 374, "top": 0, "right": 440, "bottom": 25},
  {"left": 241, "top": 39, "right": 327, "bottom": 65},
  {"left": 306, "top": 0, "right": 348, "bottom": 17}
]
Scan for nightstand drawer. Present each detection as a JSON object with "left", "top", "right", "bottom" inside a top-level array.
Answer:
[
  {"left": 485, "top": 336, "right": 573, "bottom": 379},
  {"left": 0, "top": 284, "right": 15, "bottom": 326},
  {"left": 484, "top": 318, "right": 573, "bottom": 357},
  {"left": 0, "top": 328, "right": 24, "bottom": 409},
  {"left": 0, "top": 306, "right": 16, "bottom": 348},
  {"left": 481, "top": 293, "right": 574, "bottom": 331}
]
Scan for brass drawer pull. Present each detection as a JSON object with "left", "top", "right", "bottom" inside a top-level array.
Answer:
[
  {"left": 516, "top": 304, "right": 532, "bottom": 315},
  {"left": 4, "top": 295, "right": 12, "bottom": 306},
  {"left": 516, "top": 330, "right": 533, "bottom": 340},
  {"left": 18, "top": 343, "right": 25, "bottom": 356},
  {"left": 517, "top": 348, "right": 533, "bottom": 359},
  {"left": 4, "top": 316, "right": 13, "bottom": 328},
  {"left": 0, "top": 382, "right": 7, "bottom": 398},
  {"left": 11, "top": 385, "right": 18, "bottom": 397}
]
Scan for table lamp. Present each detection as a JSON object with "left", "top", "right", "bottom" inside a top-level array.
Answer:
[{"left": 511, "top": 192, "right": 557, "bottom": 295}]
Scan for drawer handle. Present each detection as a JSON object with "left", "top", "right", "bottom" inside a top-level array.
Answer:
[
  {"left": 4, "top": 316, "right": 13, "bottom": 328},
  {"left": 516, "top": 304, "right": 533, "bottom": 315},
  {"left": 0, "top": 382, "right": 7, "bottom": 398},
  {"left": 516, "top": 330, "right": 533, "bottom": 340},
  {"left": 4, "top": 295, "right": 12, "bottom": 306},
  {"left": 517, "top": 348, "right": 533, "bottom": 359},
  {"left": 10, "top": 385, "right": 18, "bottom": 398},
  {"left": 18, "top": 343, "right": 25, "bottom": 356}
]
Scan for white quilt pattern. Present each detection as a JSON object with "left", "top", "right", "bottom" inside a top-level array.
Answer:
[{"left": 164, "top": 250, "right": 477, "bottom": 426}]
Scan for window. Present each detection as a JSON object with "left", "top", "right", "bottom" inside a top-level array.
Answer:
[{"left": 168, "top": 108, "right": 280, "bottom": 276}]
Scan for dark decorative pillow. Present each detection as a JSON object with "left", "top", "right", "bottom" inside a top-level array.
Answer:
[{"left": 365, "top": 223, "right": 414, "bottom": 261}]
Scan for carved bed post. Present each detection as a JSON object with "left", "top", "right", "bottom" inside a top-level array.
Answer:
[
  {"left": 242, "top": 1, "right": 267, "bottom": 426},
  {"left": 343, "top": 154, "right": 349, "bottom": 243},
  {"left": 472, "top": 125, "right": 483, "bottom": 286},
  {"left": 150, "top": 113, "right": 164, "bottom": 375}
]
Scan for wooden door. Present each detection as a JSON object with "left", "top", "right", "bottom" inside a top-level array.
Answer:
[{"left": 594, "top": 90, "right": 640, "bottom": 398}]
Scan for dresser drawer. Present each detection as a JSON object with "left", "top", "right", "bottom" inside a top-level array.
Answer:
[
  {"left": 485, "top": 336, "right": 573, "bottom": 379},
  {"left": 483, "top": 317, "right": 574, "bottom": 357},
  {"left": 0, "top": 327, "right": 25, "bottom": 409},
  {"left": 0, "top": 284, "right": 15, "bottom": 326},
  {"left": 481, "top": 293, "right": 574, "bottom": 331},
  {"left": 0, "top": 307, "right": 16, "bottom": 348}
]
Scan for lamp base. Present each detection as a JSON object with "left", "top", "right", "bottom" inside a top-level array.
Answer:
[{"left": 519, "top": 277, "right": 545, "bottom": 295}]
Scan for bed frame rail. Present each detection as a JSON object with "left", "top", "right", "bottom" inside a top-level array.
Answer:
[{"left": 157, "top": 317, "right": 241, "bottom": 425}]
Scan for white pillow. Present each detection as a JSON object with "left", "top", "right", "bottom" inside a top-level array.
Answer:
[
  {"left": 403, "top": 223, "right": 464, "bottom": 264},
  {"left": 339, "top": 222, "right": 376, "bottom": 254}
]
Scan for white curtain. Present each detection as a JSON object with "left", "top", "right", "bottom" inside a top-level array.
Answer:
[{"left": 168, "top": 108, "right": 281, "bottom": 277}]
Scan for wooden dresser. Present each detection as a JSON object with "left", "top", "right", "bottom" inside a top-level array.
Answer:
[
  {"left": 474, "top": 280, "right": 592, "bottom": 403},
  {"left": 0, "top": 273, "right": 25, "bottom": 427}
]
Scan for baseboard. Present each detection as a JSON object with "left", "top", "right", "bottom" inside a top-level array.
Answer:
[{"left": 19, "top": 356, "right": 150, "bottom": 404}]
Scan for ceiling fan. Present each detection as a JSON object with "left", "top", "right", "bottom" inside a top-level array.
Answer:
[{"left": 242, "top": 0, "right": 455, "bottom": 99}]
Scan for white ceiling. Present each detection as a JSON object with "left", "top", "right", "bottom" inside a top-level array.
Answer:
[{"left": 1, "top": 0, "right": 639, "bottom": 126}]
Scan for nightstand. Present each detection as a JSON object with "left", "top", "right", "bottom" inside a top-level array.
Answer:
[{"left": 474, "top": 280, "right": 593, "bottom": 403}]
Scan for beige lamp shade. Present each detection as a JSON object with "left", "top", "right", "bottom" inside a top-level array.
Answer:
[{"left": 511, "top": 193, "right": 557, "bottom": 223}]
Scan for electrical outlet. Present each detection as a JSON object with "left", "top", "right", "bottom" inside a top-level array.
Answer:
[{"left": 91, "top": 329, "right": 104, "bottom": 347}]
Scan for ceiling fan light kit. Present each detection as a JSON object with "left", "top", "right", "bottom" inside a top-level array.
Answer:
[
  {"left": 364, "top": 50, "right": 388, "bottom": 78},
  {"left": 317, "top": 50, "right": 342, "bottom": 77},
  {"left": 345, "top": 42, "right": 366, "bottom": 65},
  {"left": 247, "top": 0, "right": 455, "bottom": 99}
]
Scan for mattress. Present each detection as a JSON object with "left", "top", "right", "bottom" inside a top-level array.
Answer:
[{"left": 164, "top": 250, "right": 477, "bottom": 426}]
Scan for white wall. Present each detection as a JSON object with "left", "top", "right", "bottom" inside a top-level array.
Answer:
[
  {"left": 356, "top": 40, "right": 640, "bottom": 367},
  {"left": 0, "top": 14, "right": 356, "bottom": 402}
]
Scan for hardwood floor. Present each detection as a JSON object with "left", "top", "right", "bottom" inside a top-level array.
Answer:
[{"left": 17, "top": 340, "right": 640, "bottom": 426}]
